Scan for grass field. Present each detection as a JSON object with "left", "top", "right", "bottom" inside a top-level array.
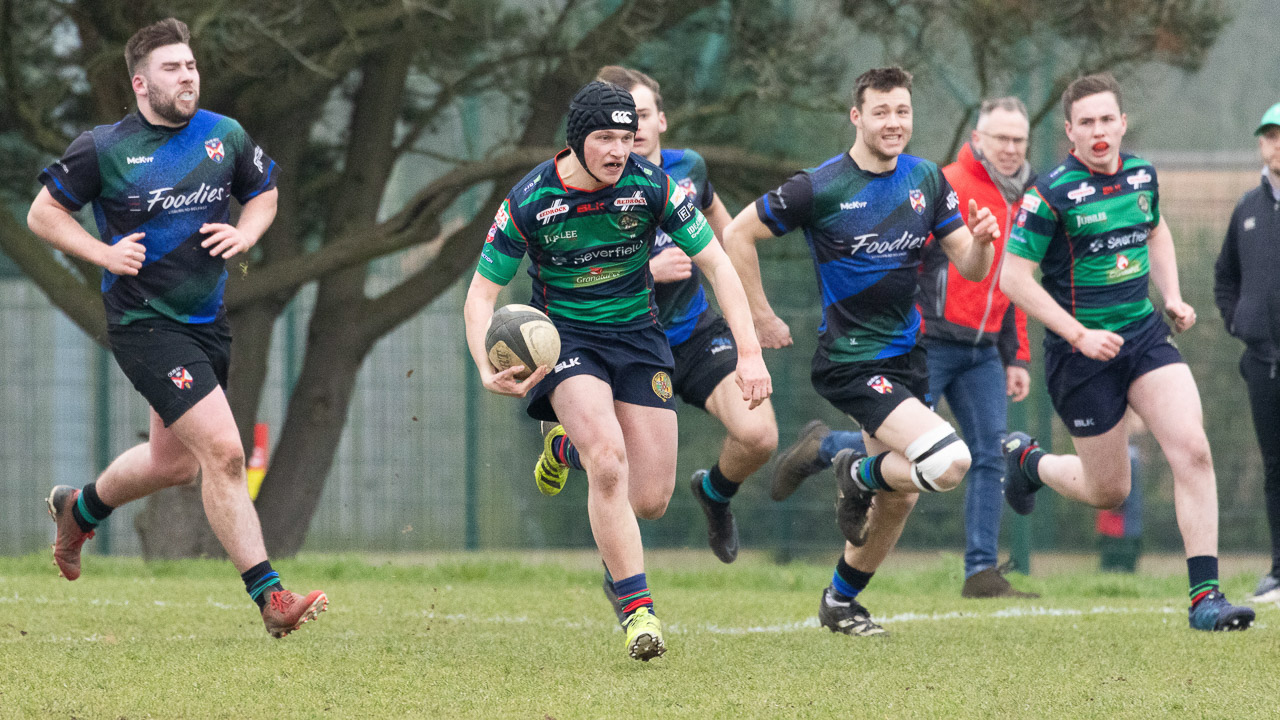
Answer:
[{"left": 1, "top": 550, "right": 1278, "bottom": 719}]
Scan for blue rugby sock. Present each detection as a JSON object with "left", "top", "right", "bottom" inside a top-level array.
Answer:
[
  {"left": 72, "top": 482, "right": 113, "bottom": 533},
  {"left": 242, "top": 561, "right": 285, "bottom": 610},
  {"left": 830, "top": 556, "right": 874, "bottom": 601}
]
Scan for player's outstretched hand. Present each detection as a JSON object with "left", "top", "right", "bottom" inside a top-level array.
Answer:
[
  {"left": 756, "top": 314, "right": 793, "bottom": 349},
  {"left": 481, "top": 364, "right": 549, "bottom": 398},
  {"left": 735, "top": 353, "right": 772, "bottom": 410},
  {"left": 1165, "top": 301, "right": 1197, "bottom": 333},
  {"left": 103, "top": 232, "right": 146, "bottom": 275},
  {"left": 967, "top": 198, "right": 1001, "bottom": 245},
  {"left": 649, "top": 247, "right": 693, "bottom": 283},
  {"left": 1073, "top": 328, "right": 1124, "bottom": 361},
  {"left": 200, "top": 222, "right": 254, "bottom": 258}
]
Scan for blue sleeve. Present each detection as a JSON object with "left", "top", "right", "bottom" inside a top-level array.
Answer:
[
  {"left": 37, "top": 132, "right": 99, "bottom": 211},
  {"left": 753, "top": 171, "right": 813, "bottom": 236}
]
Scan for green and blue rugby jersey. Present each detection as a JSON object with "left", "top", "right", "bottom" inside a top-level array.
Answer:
[
  {"left": 39, "top": 110, "right": 277, "bottom": 325},
  {"left": 652, "top": 148, "right": 716, "bottom": 345},
  {"left": 755, "top": 152, "right": 963, "bottom": 363},
  {"left": 478, "top": 149, "right": 715, "bottom": 331},
  {"left": 1007, "top": 151, "right": 1159, "bottom": 344}
]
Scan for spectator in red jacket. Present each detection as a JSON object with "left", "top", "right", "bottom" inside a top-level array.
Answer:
[
  {"left": 920, "top": 96, "right": 1035, "bottom": 597},
  {"left": 772, "top": 97, "right": 1036, "bottom": 599}
]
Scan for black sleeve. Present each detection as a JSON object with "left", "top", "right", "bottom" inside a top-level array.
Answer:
[
  {"left": 37, "top": 132, "right": 100, "bottom": 211},
  {"left": 230, "top": 125, "right": 279, "bottom": 203},
  {"left": 996, "top": 305, "right": 1023, "bottom": 368},
  {"left": 753, "top": 171, "right": 813, "bottom": 236},
  {"left": 1213, "top": 201, "right": 1243, "bottom": 334},
  {"left": 699, "top": 179, "right": 716, "bottom": 211}
]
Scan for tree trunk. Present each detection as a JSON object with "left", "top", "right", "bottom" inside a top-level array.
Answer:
[{"left": 254, "top": 314, "right": 369, "bottom": 556}]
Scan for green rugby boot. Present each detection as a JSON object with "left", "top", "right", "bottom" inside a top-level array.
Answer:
[
  {"left": 534, "top": 422, "right": 569, "bottom": 496},
  {"left": 623, "top": 607, "right": 666, "bottom": 661}
]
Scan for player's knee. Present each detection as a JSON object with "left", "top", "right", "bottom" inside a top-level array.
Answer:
[
  {"left": 1094, "top": 485, "right": 1129, "bottom": 511},
  {"left": 905, "top": 423, "right": 969, "bottom": 493},
  {"left": 583, "top": 444, "right": 628, "bottom": 490},
  {"left": 202, "top": 439, "right": 246, "bottom": 483},
  {"left": 733, "top": 421, "right": 778, "bottom": 461},
  {"left": 156, "top": 458, "right": 200, "bottom": 487},
  {"left": 633, "top": 494, "right": 669, "bottom": 521}
]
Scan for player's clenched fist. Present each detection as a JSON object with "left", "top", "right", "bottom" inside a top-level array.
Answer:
[{"left": 103, "top": 232, "right": 146, "bottom": 275}]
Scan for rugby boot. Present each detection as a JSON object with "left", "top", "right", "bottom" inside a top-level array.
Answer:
[
  {"left": 771, "top": 420, "right": 831, "bottom": 501},
  {"left": 1188, "top": 591, "right": 1254, "bottom": 631},
  {"left": 262, "top": 589, "right": 329, "bottom": 638},
  {"left": 622, "top": 607, "right": 666, "bottom": 661},
  {"left": 833, "top": 448, "right": 873, "bottom": 546},
  {"left": 690, "top": 470, "right": 739, "bottom": 563},
  {"left": 534, "top": 422, "right": 569, "bottom": 496},
  {"left": 818, "top": 587, "right": 887, "bottom": 637},
  {"left": 46, "top": 485, "right": 94, "bottom": 581},
  {"left": 1001, "top": 432, "right": 1043, "bottom": 516},
  {"left": 961, "top": 563, "right": 1040, "bottom": 599},
  {"left": 1247, "top": 573, "right": 1280, "bottom": 604}
]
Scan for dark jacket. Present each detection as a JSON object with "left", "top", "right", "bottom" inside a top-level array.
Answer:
[
  {"left": 919, "top": 143, "right": 1031, "bottom": 368},
  {"left": 1214, "top": 172, "right": 1280, "bottom": 363}
]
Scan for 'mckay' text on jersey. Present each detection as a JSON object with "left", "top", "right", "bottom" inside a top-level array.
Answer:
[
  {"left": 1007, "top": 152, "right": 1159, "bottom": 344},
  {"left": 477, "top": 150, "right": 714, "bottom": 331},
  {"left": 755, "top": 152, "right": 963, "bottom": 363}
]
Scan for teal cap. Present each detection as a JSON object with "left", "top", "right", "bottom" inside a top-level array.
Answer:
[{"left": 1257, "top": 102, "right": 1280, "bottom": 136}]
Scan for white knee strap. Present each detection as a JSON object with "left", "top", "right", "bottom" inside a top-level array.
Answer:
[{"left": 905, "top": 423, "right": 969, "bottom": 492}]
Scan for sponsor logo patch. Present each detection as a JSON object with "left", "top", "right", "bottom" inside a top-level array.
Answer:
[
  {"left": 1127, "top": 169, "right": 1152, "bottom": 188},
  {"left": 204, "top": 138, "right": 225, "bottom": 163},
  {"left": 546, "top": 229, "right": 577, "bottom": 246},
  {"left": 1137, "top": 193, "right": 1151, "bottom": 213},
  {"left": 1073, "top": 418, "right": 1095, "bottom": 429},
  {"left": 652, "top": 371, "right": 673, "bottom": 401},
  {"left": 611, "top": 110, "right": 633, "bottom": 123},
  {"left": 840, "top": 200, "right": 868, "bottom": 211},
  {"left": 909, "top": 189, "right": 926, "bottom": 215},
  {"left": 614, "top": 191, "right": 647, "bottom": 210},
  {"left": 253, "top": 146, "right": 264, "bottom": 174},
  {"left": 126, "top": 156, "right": 154, "bottom": 165},
  {"left": 146, "top": 183, "right": 229, "bottom": 213},
  {"left": 554, "top": 357, "right": 582, "bottom": 373},
  {"left": 1075, "top": 211, "right": 1107, "bottom": 227},
  {"left": 709, "top": 337, "right": 734, "bottom": 355},
  {"left": 1244, "top": 216, "right": 1256, "bottom": 231},
  {"left": 867, "top": 375, "right": 894, "bottom": 395},
  {"left": 1021, "top": 195, "right": 1042, "bottom": 213},
  {"left": 168, "top": 367, "right": 194, "bottom": 390},
  {"left": 574, "top": 267, "right": 626, "bottom": 286},
  {"left": 1067, "top": 182, "right": 1095, "bottom": 204},
  {"left": 536, "top": 199, "right": 569, "bottom": 224},
  {"left": 946, "top": 190, "right": 959, "bottom": 211}
]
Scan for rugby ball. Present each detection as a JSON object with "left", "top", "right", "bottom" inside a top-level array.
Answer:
[{"left": 485, "top": 304, "right": 561, "bottom": 380}]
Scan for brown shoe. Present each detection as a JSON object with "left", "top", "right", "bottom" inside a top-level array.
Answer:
[
  {"left": 46, "top": 486, "right": 94, "bottom": 581},
  {"left": 261, "top": 589, "right": 328, "bottom": 638},
  {"left": 961, "top": 566, "right": 1040, "bottom": 599}
]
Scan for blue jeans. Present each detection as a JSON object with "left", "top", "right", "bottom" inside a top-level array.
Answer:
[{"left": 925, "top": 339, "right": 1009, "bottom": 578}]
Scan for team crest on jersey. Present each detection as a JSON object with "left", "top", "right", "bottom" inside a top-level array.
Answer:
[
  {"left": 678, "top": 177, "right": 698, "bottom": 198},
  {"left": 618, "top": 214, "right": 639, "bottom": 231},
  {"left": 652, "top": 371, "right": 673, "bottom": 401},
  {"left": 204, "top": 138, "right": 225, "bottom": 163},
  {"left": 1067, "top": 182, "right": 1095, "bottom": 204},
  {"left": 867, "top": 375, "right": 894, "bottom": 395},
  {"left": 168, "top": 367, "right": 194, "bottom": 390},
  {"left": 909, "top": 189, "right": 926, "bottom": 215},
  {"left": 1137, "top": 193, "right": 1150, "bottom": 213},
  {"left": 1115, "top": 255, "right": 1130, "bottom": 271}
]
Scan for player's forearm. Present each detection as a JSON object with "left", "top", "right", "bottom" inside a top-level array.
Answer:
[
  {"left": 235, "top": 189, "right": 278, "bottom": 247},
  {"left": 722, "top": 225, "right": 777, "bottom": 322},
  {"left": 462, "top": 274, "right": 500, "bottom": 377},
  {"left": 1146, "top": 222, "right": 1183, "bottom": 306},
  {"left": 705, "top": 260, "right": 763, "bottom": 357},
  {"left": 1000, "top": 265, "right": 1087, "bottom": 345},
  {"left": 27, "top": 200, "right": 108, "bottom": 268},
  {"left": 955, "top": 239, "right": 994, "bottom": 283}
]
